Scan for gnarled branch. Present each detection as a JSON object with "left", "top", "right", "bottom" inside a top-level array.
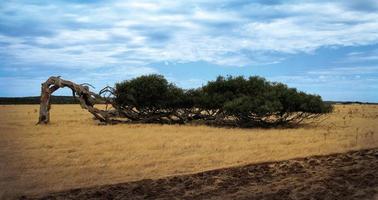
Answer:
[{"left": 37, "top": 76, "right": 112, "bottom": 124}]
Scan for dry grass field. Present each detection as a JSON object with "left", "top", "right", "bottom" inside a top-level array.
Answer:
[
  {"left": 24, "top": 149, "right": 378, "bottom": 200},
  {"left": 0, "top": 104, "right": 378, "bottom": 199}
]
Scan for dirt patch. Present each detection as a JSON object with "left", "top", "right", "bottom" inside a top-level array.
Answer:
[{"left": 21, "top": 148, "right": 378, "bottom": 200}]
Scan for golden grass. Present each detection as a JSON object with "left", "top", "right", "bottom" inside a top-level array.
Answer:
[{"left": 0, "top": 104, "right": 377, "bottom": 199}]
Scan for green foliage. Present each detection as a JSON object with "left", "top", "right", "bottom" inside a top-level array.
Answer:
[
  {"left": 115, "top": 74, "right": 186, "bottom": 109},
  {"left": 114, "top": 74, "right": 332, "bottom": 126}
]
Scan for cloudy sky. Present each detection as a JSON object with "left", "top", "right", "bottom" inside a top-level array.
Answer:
[{"left": 1, "top": 0, "right": 378, "bottom": 101}]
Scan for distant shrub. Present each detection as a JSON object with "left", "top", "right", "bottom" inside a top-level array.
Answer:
[{"left": 114, "top": 74, "right": 332, "bottom": 127}]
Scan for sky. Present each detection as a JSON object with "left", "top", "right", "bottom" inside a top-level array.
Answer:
[{"left": 0, "top": 0, "right": 378, "bottom": 102}]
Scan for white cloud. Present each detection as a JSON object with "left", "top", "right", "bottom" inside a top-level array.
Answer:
[
  {"left": 1, "top": 0, "right": 378, "bottom": 69},
  {"left": 2, "top": 0, "right": 378, "bottom": 100},
  {"left": 343, "top": 49, "right": 378, "bottom": 62},
  {"left": 36, "top": 30, "right": 110, "bottom": 45},
  {"left": 242, "top": 11, "right": 378, "bottom": 53},
  {"left": 268, "top": 64, "right": 378, "bottom": 101}
]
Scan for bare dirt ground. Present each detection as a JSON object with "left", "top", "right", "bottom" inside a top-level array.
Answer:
[
  {"left": 0, "top": 104, "right": 377, "bottom": 199},
  {"left": 23, "top": 148, "right": 378, "bottom": 200}
]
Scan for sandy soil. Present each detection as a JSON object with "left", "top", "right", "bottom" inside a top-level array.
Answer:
[
  {"left": 0, "top": 104, "right": 377, "bottom": 199},
  {"left": 22, "top": 148, "right": 378, "bottom": 200}
]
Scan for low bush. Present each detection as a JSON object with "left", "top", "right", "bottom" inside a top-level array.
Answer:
[{"left": 114, "top": 74, "right": 332, "bottom": 127}]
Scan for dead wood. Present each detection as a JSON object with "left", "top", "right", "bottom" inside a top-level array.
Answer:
[{"left": 37, "top": 76, "right": 112, "bottom": 124}]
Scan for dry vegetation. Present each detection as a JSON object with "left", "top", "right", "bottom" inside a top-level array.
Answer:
[
  {"left": 0, "top": 104, "right": 378, "bottom": 199},
  {"left": 24, "top": 149, "right": 378, "bottom": 200}
]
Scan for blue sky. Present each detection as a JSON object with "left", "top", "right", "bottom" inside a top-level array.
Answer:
[{"left": 1, "top": 0, "right": 378, "bottom": 102}]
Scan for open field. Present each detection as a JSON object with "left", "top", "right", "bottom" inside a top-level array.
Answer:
[
  {"left": 24, "top": 148, "right": 378, "bottom": 200},
  {"left": 1, "top": 104, "right": 378, "bottom": 199}
]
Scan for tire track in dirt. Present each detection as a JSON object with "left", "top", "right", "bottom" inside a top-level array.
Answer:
[{"left": 22, "top": 148, "right": 378, "bottom": 200}]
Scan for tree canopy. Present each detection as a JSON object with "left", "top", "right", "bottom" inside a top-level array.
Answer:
[{"left": 114, "top": 74, "right": 332, "bottom": 127}]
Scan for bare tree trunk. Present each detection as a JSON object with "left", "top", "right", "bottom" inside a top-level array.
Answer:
[
  {"left": 38, "top": 80, "right": 52, "bottom": 124},
  {"left": 37, "top": 76, "right": 110, "bottom": 124}
]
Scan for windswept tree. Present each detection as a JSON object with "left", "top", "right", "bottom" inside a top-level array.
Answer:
[
  {"left": 38, "top": 74, "right": 332, "bottom": 127},
  {"left": 112, "top": 75, "right": 332, "bottom": 127},
  {"left": 114, "top": 74, "right": 189, "bottom": 123}
]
